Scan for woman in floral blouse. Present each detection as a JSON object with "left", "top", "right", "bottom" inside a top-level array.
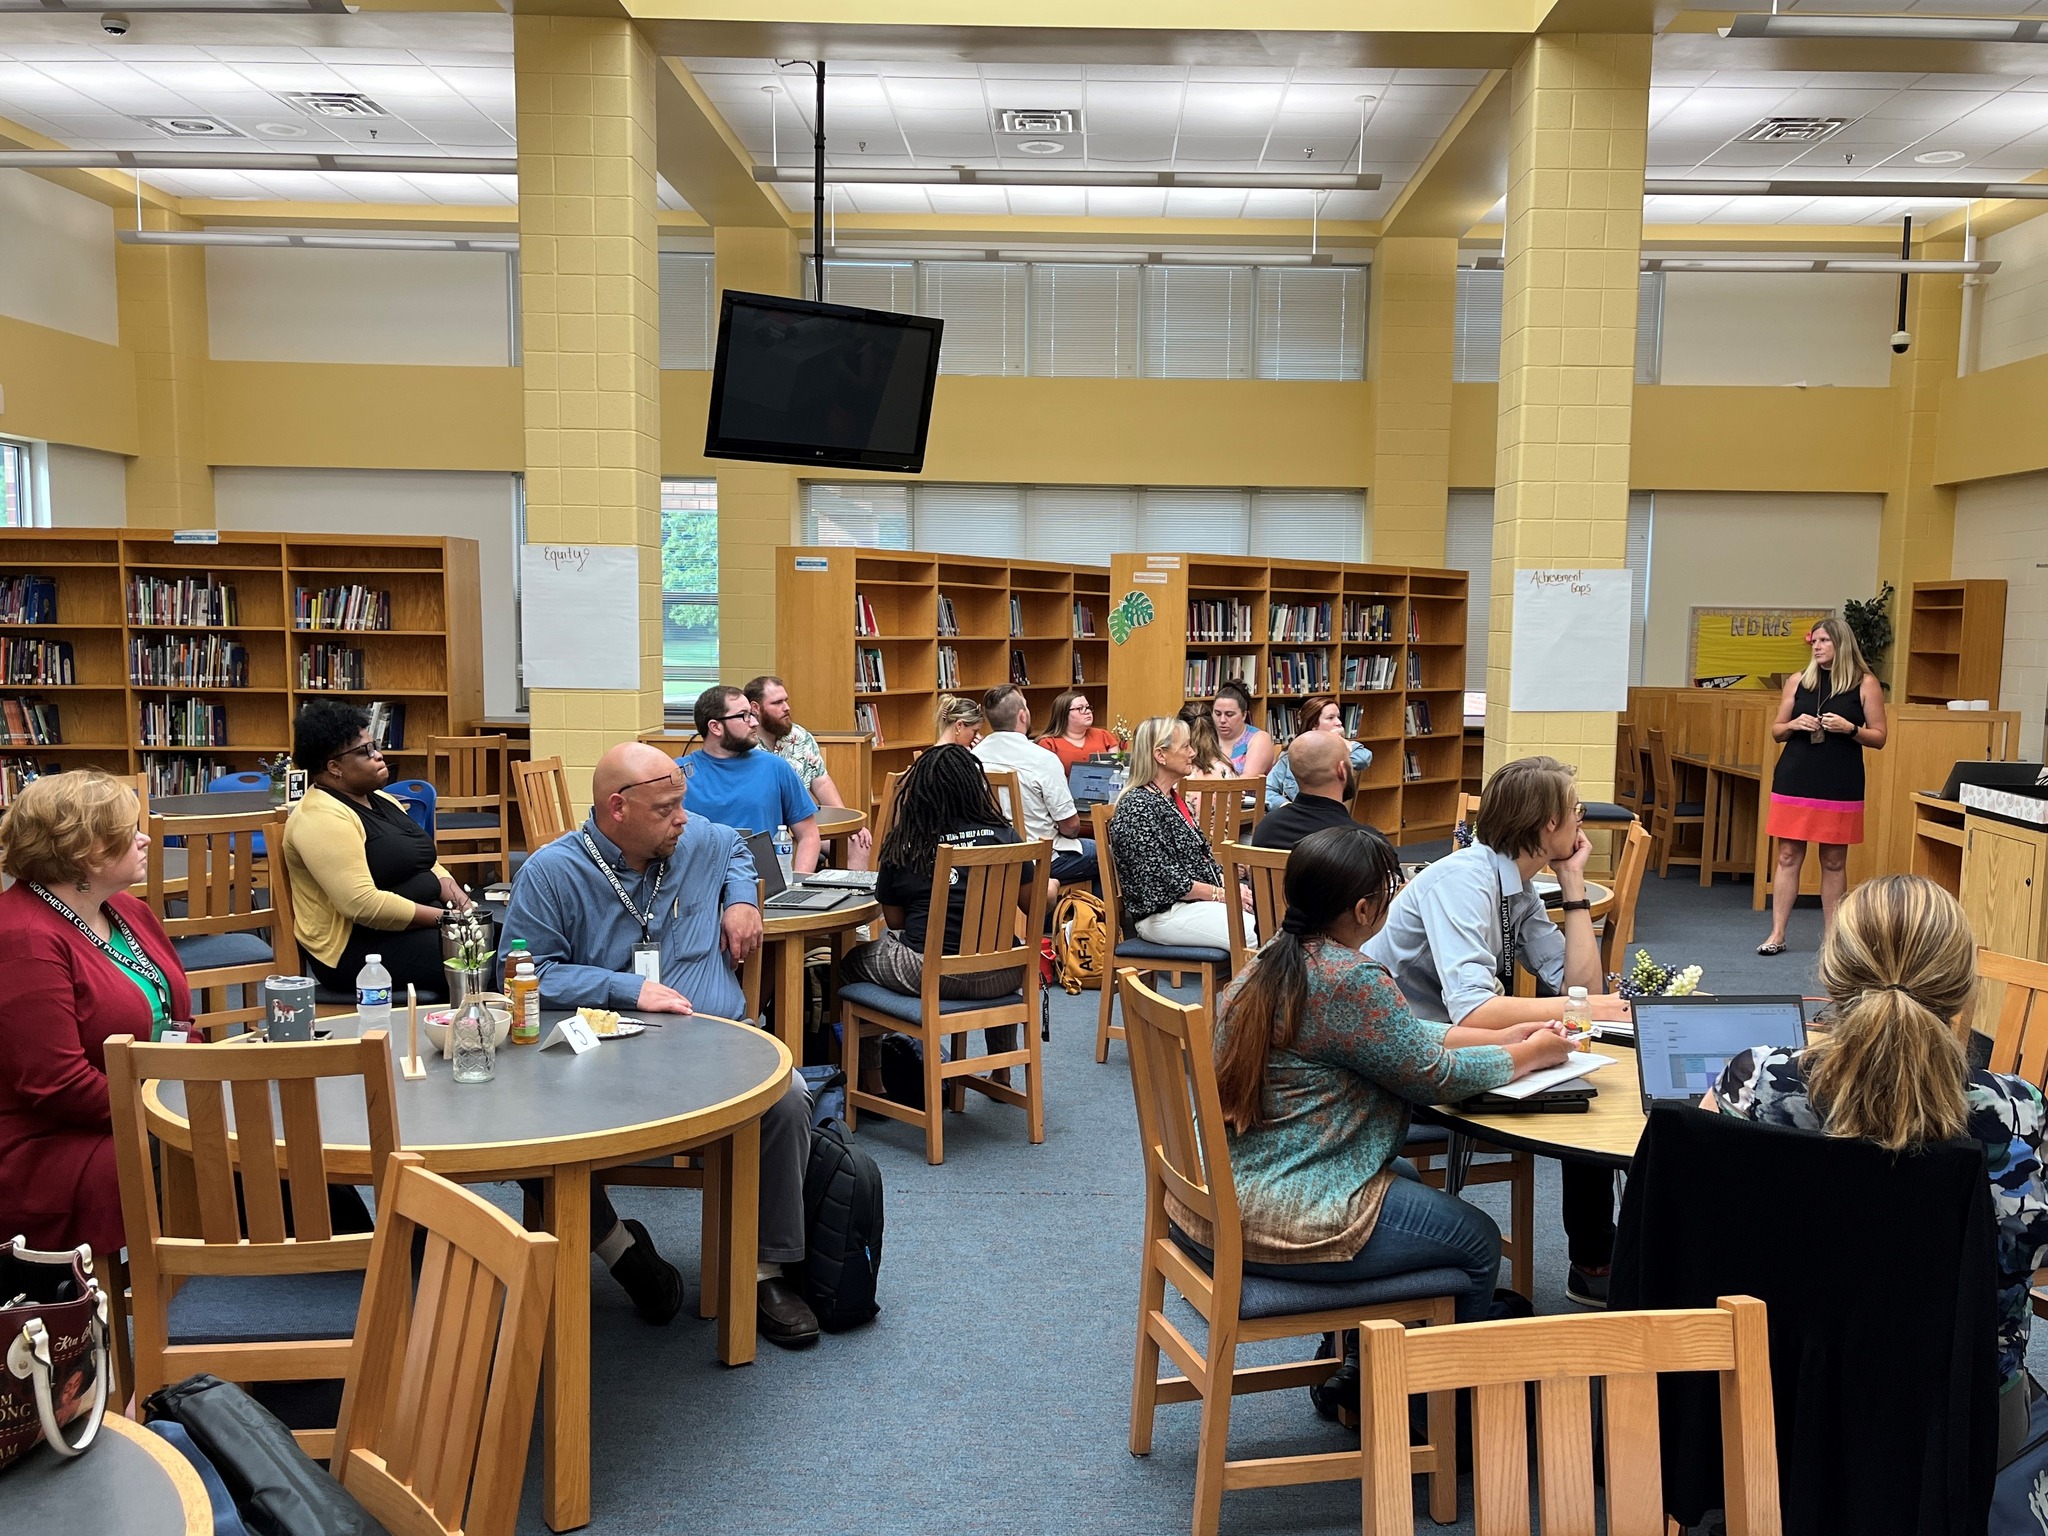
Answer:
[
  {"left": 1107, "top": 715, "right": 1251, "bottom": 950},
  {"left": 1709, "top": 874, "right": 2048, "bottom": 1468}
]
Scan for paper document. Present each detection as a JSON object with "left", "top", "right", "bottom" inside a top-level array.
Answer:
[
  {"left": 1486, "top": 1050, "right": 1612, "bottom": 1100},
  {"left": 1509, "top": 569, "right": 1632, "bottom": 713}
]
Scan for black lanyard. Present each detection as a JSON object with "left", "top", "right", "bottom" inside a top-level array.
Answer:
[
  {"left": 29, "top": 883, "right": 172, "bottom": 1009},
  {"left": 579, "top": 831, "right": 665, "bottom": 942}
]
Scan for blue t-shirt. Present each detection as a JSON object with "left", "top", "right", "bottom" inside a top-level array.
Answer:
[{"left": 680, "top": 749, "right": 817, "bottom": 837}]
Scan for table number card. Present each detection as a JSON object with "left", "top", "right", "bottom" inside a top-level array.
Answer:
[{"left": 541, "top": 1016, "right": 600, "bottom": 1055}]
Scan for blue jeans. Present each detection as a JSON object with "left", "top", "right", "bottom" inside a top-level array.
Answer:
[
  {"left": 1246, "top": 1160, "right": 1502, "bottom": 1323},
  {"left": 1051, "top": 838, "right": 1098, "bottom": 886}
]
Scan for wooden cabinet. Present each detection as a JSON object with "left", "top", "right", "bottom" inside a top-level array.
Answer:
[
  {"left": 1961, "top": 814, "right": 2048, "bottom": 961},
  {"left": 1904, "top": 579, "right": 2006, "bottom": 707}
]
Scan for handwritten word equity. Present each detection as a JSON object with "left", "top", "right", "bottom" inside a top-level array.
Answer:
[{"left": 540, "top": 546, "right": 591, "bottom": 574}]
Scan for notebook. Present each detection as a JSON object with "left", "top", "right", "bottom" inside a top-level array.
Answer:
[{"left": 1630, "top": 995, "right": 1808, "bottom": 1113}]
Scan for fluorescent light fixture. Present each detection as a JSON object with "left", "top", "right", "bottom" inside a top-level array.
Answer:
[
  {"left": 1722, "top": 12, "right": 2048, "bottom": 42},
  {"left": 824, "top": 245, "right": 1353, "bottom": 267},
  {"left": 0, "top": 150, "right": 515, "bottom": 176},
  {"left": 1645, "top": 178, "right": 2048, "bottom": 201},
  {"left": 117, "top": 229, "right": 518, "bottom": 254},
  {"left": 1466, "top": 251, "right": 1997, "bottom": 275},
  {"left": 0, "top": 0, "right": 346, "bottom": 9},
  {"left": 757, "top": 166, "right": 1378, "bottom": 192}
]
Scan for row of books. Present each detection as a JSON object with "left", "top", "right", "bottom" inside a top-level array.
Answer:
[
  {"left": 853, "top": 701, "right": 881, "bottom": 744},
  {"left": 130, "top": 636, "right": 248, "bottom": 689},
  {"left": 366, "top": 700, "right": 407, "bottom": 752},
  {"left": 936, "top": 593, "right": 959, "bottom": 637},
  {"left": 1344, "top": 653, "right": 1400, "bottom": 691},
  {"left": 128, "top": 575, "right": 237, "bottom": 628},
  {"left": 1072, "top": 652, "right": 1087, "bottom": 686},
  {"left": 1268, "top": 651, "right": 1331, "bottom": 696},
  {"left": 144, "top": 754, "right": 237, "bottom": 797},
  {"left": 1270, "top": 602, "right": 1332, "bottom": 643},
  {"left": 298, "top": 644, "right": 366, "bottom": 691},
  {"left": 1187, "top": 598, "right": 1255, "bottom": 643},
  {"left": 0, "top": 698, "right": 59, "bottom": 746},
  {"left": 4, "top": 637, "right": 74, "bottom": 686},
  {"left": 1010, "top": 595, "right": 1024, "bottom": 639},
  {"left": 937, "top": 645, "right": 959, "bottom": 690},
  {"left": 855, "top": 592, "right": 882, "bottom": 637},
  {"left": 1404, "top": 699, "right": 1436, "bottom": 736},
  {"left": 1, "top": 756, "right": 50, "bottom": 808},
  {"left": 855, "top": 646, "right": 888, "bottom": 694},
  {"left": 1184, "top": 654, "right": 1258, "bottom": 697},
  {"left": 1343, "top": 600, "right": 1396, "bottom": 642},
  {"left": 1, "top": 575, "right": 57, "bottom": 625},
  {"left": 139, "top": 696, "right": 229, "bottom": 748},
  {"left": 1403, "top": 752, "right": 1424, "bottom": 783},
  {"left": 1010, "top": 649, "right": 1031, "bottom": 687},
  {"left": 1073, "top": 601, "right": 1098, "bottom": 639},
  {"left": 294, "top": 584, "right": 391, "bottom": 632},
  {"left": 1408, "top": 651, "right": 1425, "bottom": 688},
  {"left": 1266, "top": 709, "right": 1295, "bottom": 744}
]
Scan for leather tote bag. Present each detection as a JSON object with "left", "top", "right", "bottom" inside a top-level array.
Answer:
[{"left": 0, "top": 1237, "right": 109, "bottom": 1471}]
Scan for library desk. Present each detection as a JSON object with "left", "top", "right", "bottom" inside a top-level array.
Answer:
[
  {"left": 1427, "top": 1041, "right": 1645, "bottom": 1176},
  {"left": 760, "top": 896, "right": 881, "bottom": 1056},
  {"left": 7, "top": 1413, "right": 210, "bottom": 1536},
  {"left": 145, "top": 1012, "right": 792, "bottom": 1533}
]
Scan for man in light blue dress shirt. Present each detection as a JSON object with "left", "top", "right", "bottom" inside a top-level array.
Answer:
[
  {"left": 1366, "top": 755, "right": 1632, "bottom": 1307},
  {"left": 505, "top": 740, "right": 820, "bottom": 1347}
]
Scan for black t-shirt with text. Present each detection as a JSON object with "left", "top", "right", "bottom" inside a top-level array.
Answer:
[{"left": 876, "top": 821, "right": 1024, "bottom": 953}]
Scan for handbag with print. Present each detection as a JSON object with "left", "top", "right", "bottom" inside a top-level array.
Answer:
[{"left": 0, "top": 1236, "right": 109, "bottom": 1472}]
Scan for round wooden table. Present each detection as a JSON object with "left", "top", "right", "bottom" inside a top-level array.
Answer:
[
  {"left": 760, "top": 896, "right": 880, "bottom": 1055},
  {"left": 147, "top": 790, "right": 277, "bottom": 818},
  {"left": 1539, "top": 879, "right": 1613, "bottom": 926},
  {"left": 145, "top": 1011, "right": 791, "bottom": 1533},
  {"left": 6, "top": 1413, "right": 210, "bottom": 1536},
  {"left": 814, "top": 804, "right": 868, "bottom": 869},
  {"left": 1426, "top": 1040, "right": 1645, "bottom": 1174}
]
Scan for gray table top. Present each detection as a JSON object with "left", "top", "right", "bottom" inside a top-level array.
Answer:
[
  {"left": 149, "top": 791, "right": 277, "bottom": 818},
  {"left": 5, "top": 1420, "right": 198, "bottom": 1536},
  {"left": 152, "top": 1010, "right": 788, "bottom": 1174}
]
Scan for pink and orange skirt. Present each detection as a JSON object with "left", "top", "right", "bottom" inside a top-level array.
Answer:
[{"left": 1767, "top": 793, "right": 1864, "bottom": 846}]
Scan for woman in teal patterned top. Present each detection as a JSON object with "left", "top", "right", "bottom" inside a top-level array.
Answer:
[{"left": 1196, "top": 824, "right": 1571, "bottom": 1320}]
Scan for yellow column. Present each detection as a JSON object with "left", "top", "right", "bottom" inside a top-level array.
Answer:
[
  {"left": 116, "top": 207, "right": 212, "bottom": 528},
  {"left": 711, "top": 225, "right": 803, "bottom": 685},
  {"left": 1878, "top": 245, "right": 1964, "bottom": 680},
  {"left": 1483, "top": 34, "right": 1650, "bottom": 801},
  {"left": 516, "top": 14, "right": 663, "bottom": 809},
  {"left": 1367, "top": 236, "right": 1458, "bottom": 566}
]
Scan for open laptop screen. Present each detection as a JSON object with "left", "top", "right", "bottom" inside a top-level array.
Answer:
[{"left": 1631, "top": 997, "right": 1808, "bottom": 1108}]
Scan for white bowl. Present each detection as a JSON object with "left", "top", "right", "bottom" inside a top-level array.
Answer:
[{"left": 422, "top": 1005, "right": 512, "bottom": 1059}]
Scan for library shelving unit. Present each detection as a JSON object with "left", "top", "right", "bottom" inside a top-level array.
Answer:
[
  {"left": 775, "top": 546, "right": 1114, "bottom": 796},
  {"left": 1106, "top": 552, "right": 1468, "bottom": 844},
  {"left": 1902, "top": 579, "right": 2007, "bottom": 707},
  {"left": 0, "top": 528, "right": 480, "bottom": 807}
]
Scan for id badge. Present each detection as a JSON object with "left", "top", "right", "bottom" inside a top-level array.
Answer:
[{"left": 631, "top": 943, "right": 662, "bottom": 982}]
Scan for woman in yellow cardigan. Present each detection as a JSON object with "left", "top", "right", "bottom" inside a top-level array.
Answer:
[{"left": 280, "top": 700, "right": 471, "bottom": 999}]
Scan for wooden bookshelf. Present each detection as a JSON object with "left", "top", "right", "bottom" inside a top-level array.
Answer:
[
  {"left": 775, "top": 546, "right": 1114, "bottom": 797},
  {"left": 0, "top": 529, "right": 481, "bottom": 807},
  {"left": 1106, "top": 553, "right": 1468, "bottom": 844},
  {"left": 1903, "top": 578, "right": 2006, "bottom": 707}
]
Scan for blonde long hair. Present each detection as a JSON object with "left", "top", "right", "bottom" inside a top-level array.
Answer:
[
  {"left": 1799, "top": 615, "right": 1873, "bottom": 702},
  {"left": 1120, "top": 715, "right": 1187, "bottom": 799},
  {"left": 1804, "top": 874, "right": 1974, "bottom": 1152}
]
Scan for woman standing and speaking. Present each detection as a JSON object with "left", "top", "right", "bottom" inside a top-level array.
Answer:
[{"left": 1758, "top": 616, "right": 1886, "bottom": 956}]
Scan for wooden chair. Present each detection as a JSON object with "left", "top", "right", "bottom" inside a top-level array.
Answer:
[
  {"left": 1455, "top": 790, "right": 1483, "bottom": 836},
  {"left": 1090, "top": 804, "right": 1231, "bottom": 1065},
  {"left": 872, "top": 769, "right": 906, "bottom": 849},
  {"left": 331, "top": 1152, "right": 556, "bottom": 1536},
  {"left": 1217, "top": 840, "right": 1288, "bottom": 979},
  {"left": 842, "top": 838, "right": 1050, "bottom": 1164},
  {"left": 145, "top": 808, "right": 295, "bottom": 1040},
  {"left": 980, "top": 766, "right": 1030, "bottom": 841},
  {"left": 1183, "top": 775, "right": 1264, "bottom": 853},
  {"left": 427, "top": 733, "right": 511, "bottom": 884},
  {"left": 1118, "top": 971, "right": 1460, "bottom": 1534},
  {"left": 1601, "top": 819, "right": 1654, "bottom": 976},
  {"left": 105, "top": 1030, "right": 400, "bottom": 1458},
  {"left": 1358, "top": 1295, "right": 1782, "bottom": 1536},
  {"left": 1979, "top": 948, "right": 2048, "bottom": 1320},
  {"left": 511, "top": 753, "right": 574, "bottom": 851},
  {"left": 1614, "top": 720, "right": 1643, "bottom": 815},
  {"left": 1644, "top": 728, "right": 1705, "bottom": 879}
]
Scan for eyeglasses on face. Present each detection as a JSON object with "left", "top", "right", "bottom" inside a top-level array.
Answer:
[
  {"left": 715, "top": 710, "right": 756, "bottom": 725},
  {"left": 337, "top": 741, "right": 383, "bottom": 762}
]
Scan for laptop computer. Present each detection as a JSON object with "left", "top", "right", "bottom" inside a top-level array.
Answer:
[
  {"left": 1069, "top": 760, "right": 1121, "bottom": 808},
  {"left": 1630, "top": 995, "right": 1809, "bottom": 1113},
  {"left": 742, "top": 830, "right": 856, "bottom": 913},
  {"left": 1938, "top": 760, "right": 2045, "bottom": 802}
]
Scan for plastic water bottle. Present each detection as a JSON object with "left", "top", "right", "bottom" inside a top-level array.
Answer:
[
  {"left": 1561, "top": 985, "right": 1591, "bottom": 1044},
  {"left": 355, "top": 954, "right": 393, "bottom": 1034},
  {"left": 774, "top": 823, "right": 795, "bottom": 884}
]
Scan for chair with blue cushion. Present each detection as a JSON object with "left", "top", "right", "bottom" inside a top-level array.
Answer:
[
  {"left": 841, "top": 836, "right": 1050, "bottom": 1165},
  {"left": 206, "top": 770, "right": 274, "bottom": 859},
  {"left": 427, "top": 733, "right": 511, "bottom": 885},
  {"left": 1090, "top": 803, "right": 1232, "bottom": 1065},
  {"left": 383, "top": 778, "right": 438, "bottom": 838},
  {"left": 145, "top": 807, "right": 295, "bottom": 1040},
  {"left": 1116, "top": 970, "right": 1460, "bottom": 1534}
]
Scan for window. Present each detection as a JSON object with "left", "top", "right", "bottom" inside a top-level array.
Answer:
[
  {"left": 661, "top": 479, "right": 719, "bottom": 709},
  {"left": 1254, "top": 267, "right": 1368, "bottom": 381},
  {"left": 1029, "top": 264, "right": 1141, "bottom": 377},
  {"left": 1453, "top": 268, "right": 1665, "bottom": 384},
  {"left": 658, "top": 252, "right": 716, "bottom": 370},
  {"left": 1, "top": 440, "right": 39, "bottom": 528}
]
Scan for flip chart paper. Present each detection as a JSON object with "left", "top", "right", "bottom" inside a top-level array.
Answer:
[
  {"left": 1509, "top": 568, "right": 1632, "bottom": 712},
  {"left": 521, "top": 544, "right": 641, "bottom": 690}
]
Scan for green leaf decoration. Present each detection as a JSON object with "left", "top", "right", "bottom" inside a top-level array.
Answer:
[
  {"left": 1108, "top": 590, "right": 1156, "bottom": 646},
  {"left": 1108, "top": 606, "right": 1132, "bottom": 645}
]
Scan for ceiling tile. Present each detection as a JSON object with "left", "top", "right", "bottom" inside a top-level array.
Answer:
[
  {"left": 1083, "top": 188, "right": 1169, "bottom": 216},
  {"left": 1161, "top": 188, "right": 1249, "bottom": 216},
  {"left": 880, "top": 76, "right": 984, "bottom": 110},
  {"left": 999, "top": 184, "right": 1088, "bottom": 214}
]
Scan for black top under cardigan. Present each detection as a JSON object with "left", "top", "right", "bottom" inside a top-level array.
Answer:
[{"left": 1609, "top": 1105, "right": 1998, "bottom": 1536}]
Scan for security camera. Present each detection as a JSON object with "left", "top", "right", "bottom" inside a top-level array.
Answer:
[
  {"left": 100, "top": 12, "right": 129, "bottom": 34},
  {"left": 1890, "top": 329, "right": 1912, "bottom": 355}
]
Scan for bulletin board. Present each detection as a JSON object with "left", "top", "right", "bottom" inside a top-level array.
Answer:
[{"left": 1687, "top": 606, "right": 1833, "bottom": 689}]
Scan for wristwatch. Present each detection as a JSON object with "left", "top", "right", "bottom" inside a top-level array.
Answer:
[{"left": 1558, "top": 897, "right": 1592, "bottom": 913}]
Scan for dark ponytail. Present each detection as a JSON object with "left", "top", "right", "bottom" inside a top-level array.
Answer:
[{"left": 1214, "top": 824, "right": 1403, "bottom": 1133}]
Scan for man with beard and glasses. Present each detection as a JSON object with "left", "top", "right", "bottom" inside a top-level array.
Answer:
[
  {"left": 745, "top": 674, "right": 871, "bottom": 870},
  {"left": 680, "top": 684, "right": 822, "bottom": 876}
]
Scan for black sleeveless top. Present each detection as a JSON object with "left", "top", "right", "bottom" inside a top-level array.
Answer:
[
  {"left": 325, "top": 786, "right": 444, "bottom": 905},
  {"left": 1770, "top": 667, "right": 1868, "bottom": 805}
]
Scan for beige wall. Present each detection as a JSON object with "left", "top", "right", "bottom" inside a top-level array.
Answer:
[
  {"left": 45, "top": 443, "right": 127, "bottom": 526},
  {"left": 1975, "top": 216, "right": 2048, "bottom": 375},
  {"left": 205, "top": 247, "right": 514, "bottom": 367},
  {"left": 1642, "top": 491, "right": 1884, "bottom": 686},
  {"left": 213, "top": 467, "right": 521, "bottom": 716},
  {"left": 1952, "top": 471, "right": 2048, "bottom": 760},
  {"left": 1658, "top": 272, "right": 1896, "bottom": 388},
  {"left": 0, "top": 170, "right": 118, "bottom": 346}
]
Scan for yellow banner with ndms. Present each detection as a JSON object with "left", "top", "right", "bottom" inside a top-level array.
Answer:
[{"left": 1687, "top": 606, "right": 1833, "bottom": 689}]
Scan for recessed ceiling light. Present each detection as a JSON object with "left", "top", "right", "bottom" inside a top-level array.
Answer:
[
  {"left": 135, "top": 115, "right": 243, "bottom": 139},
  {"left": 1016, "top": 140, "right": 1064, "bottom": 155},
  {"left": 276, "top": 91, "right": 388, "bottom": 120},
  {"left": 999, "top": 109, "right": 1077, "bottom": 136},
  {"left": 1741, "top": 117, "right": 1848, "bottom": 145},
  {"left": 1915, "top": 150, "right": 1967, "bottom": 165},
  {"left": 254, "top": 121, "right": 307, "bottom": 139}
]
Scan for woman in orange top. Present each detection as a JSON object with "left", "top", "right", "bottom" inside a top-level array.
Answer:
[{"left": 1038, "top": 690, "right": 1117, "bottom": 771}]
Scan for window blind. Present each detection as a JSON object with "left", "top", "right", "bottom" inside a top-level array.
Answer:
[
  {"left": 1138, "top": 488, "right": 1250, "bottom": 555},
  {"left": 657, "top": 252, "right": 715, "bottom": 370},
  {"left": 1142, "top": 265, "right": 1255, "bottom": 379},
  {"left": 1023, "top": 486, "right": 1137, "bottom": 564},
  {"left": 1252, "top": 490, "right": 1366, "bottom": 562},
  {"left": 1451, "top": 267, "right": 1665, "bottom": 383},
  {"left": 1254, "top": 267, "right": 1367, "bottom": 381},
  {"left": 1625, "top": 491, "right": 1654, "bottom": 685},
  {"left": 920, "top": 261, "right": 1029, "bottom": 376},
  {"left": 1028, "top": 263, "right": 1141, "bottom": 378},
  {"left": 817, "top": 260, "right": 917, "bottom": 312},
  {"left": 913, "top": 483, "right": 1025, "bottom": 556},
  {"left": 1444, "top": 489, "right": 1496, "bottom": 692},
  {"left": 802, "top": 483, "right": 911, "bottom": 549}
]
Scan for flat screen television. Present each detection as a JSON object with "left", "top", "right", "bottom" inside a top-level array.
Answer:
[{"left": 703, "top": 289, "right": 944, "bottom": 473}]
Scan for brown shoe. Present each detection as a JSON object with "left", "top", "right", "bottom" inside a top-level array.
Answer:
[{"left": 757, "top": 1277, "right": 820, "bottom": 1348}]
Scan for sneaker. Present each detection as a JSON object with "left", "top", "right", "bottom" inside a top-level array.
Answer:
[
  {"left": 608, "top": 1218, "right": 684, "bottom": 1325},
  {"left": 757, "top": 1276, "right": 821, "bottom": 1348},
  {"left": 1565, "top": 1264, "right": 1611, "bottom": 1308}
]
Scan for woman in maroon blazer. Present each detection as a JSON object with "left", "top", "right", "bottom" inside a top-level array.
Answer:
[{"left": 0, "top": 769, "right": 189, "bottom": 1257}]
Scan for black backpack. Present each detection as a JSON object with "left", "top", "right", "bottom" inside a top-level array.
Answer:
[{"left": 796, "top": 1119, "right": 884, "bottom": 1331}]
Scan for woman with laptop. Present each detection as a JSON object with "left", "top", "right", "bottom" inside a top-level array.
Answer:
[{"left": 1709, "top": 874, "right": 2048, "bottom": 1466}]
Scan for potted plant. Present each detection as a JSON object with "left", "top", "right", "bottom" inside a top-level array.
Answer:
[{"left": 1842, "top": 581, "right": 1895, "bottom": 679}]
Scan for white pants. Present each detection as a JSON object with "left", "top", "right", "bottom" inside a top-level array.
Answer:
[{"left": 1134, "top": 900, "right": 1251, "bottom": 951}]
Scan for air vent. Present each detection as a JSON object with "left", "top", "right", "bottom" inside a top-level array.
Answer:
[
  {"left": 135, "top": 115, "right": 245, "bottom": 139},
  {"left": 999, "top": 109, "right": 1079, "bottom": 136},
  {"left": 1740, "top": 117, "right": 1848, "bottom": 144},
  {"left": 276, "top": 92, "right": 389, "bottom": 119}
]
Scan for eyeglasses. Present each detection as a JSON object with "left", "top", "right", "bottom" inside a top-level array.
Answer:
[
  {"left": 715, "top": 710, "right": 756, "bottom": 725},
  {"left": 337, "top": 742, "right": 382, "bottom": 762},
  {"left": 616, "top": 772, "right": 683, "bottom": 797}
]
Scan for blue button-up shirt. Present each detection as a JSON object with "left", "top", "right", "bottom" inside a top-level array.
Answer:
[
  {"left": 1363, "top": 843, "right": 1564, "bottom": 1026},
  {"left": 503, "top": 813, "right": 757, "bottom": 1016}
]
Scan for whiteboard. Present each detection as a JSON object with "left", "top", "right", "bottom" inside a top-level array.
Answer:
[
  {"left": 1508, "top": 568, "right": 1632, "bottom": 713},
  {"left": 520, "top": 543, "right": 642, "bottom": 691}
]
